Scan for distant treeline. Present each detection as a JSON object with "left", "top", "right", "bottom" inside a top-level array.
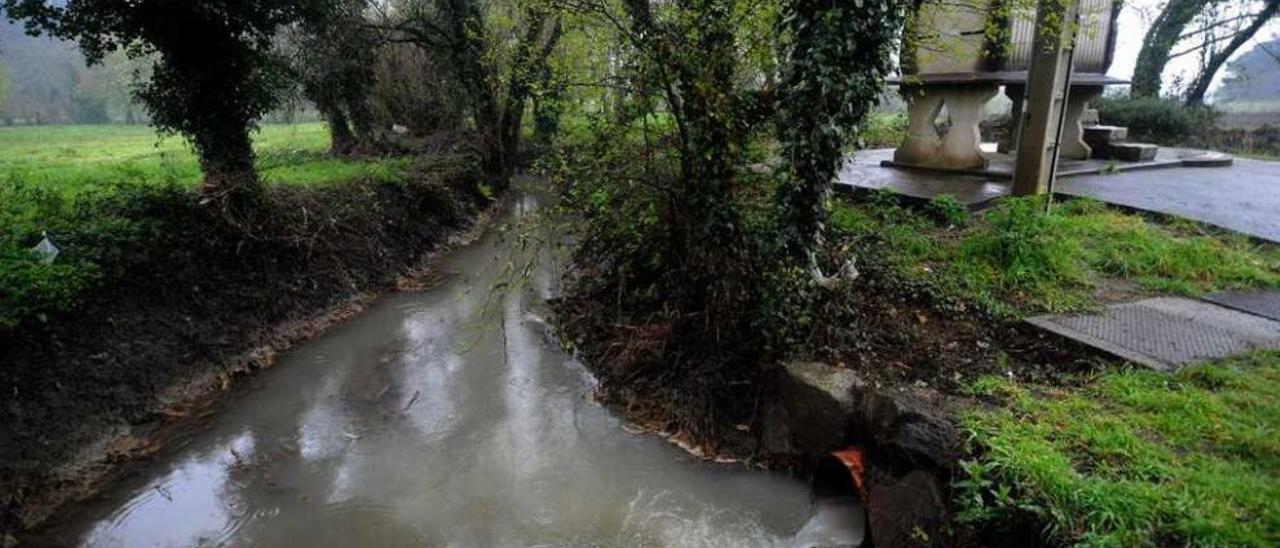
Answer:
[{"left": 0, "top": 19, "right": 315, "bottom": 126}]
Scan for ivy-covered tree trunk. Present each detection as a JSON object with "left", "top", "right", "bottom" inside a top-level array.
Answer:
[
  {"left": 531, "top": 64, "right": 564, "bottom": 143},
  {"left": 1132, "top": 0, "right": 1214, "bottom": 98},
  {"left": 497, "top": 12, "right": 563, "bottom": 177},
  {"left": 774, "top": 0, "right": 902, "bottom": 263},
  {"left": 346, "top": 97, "right": 375, "bottom": 144},
  {"left": 674, "top": 0, "right": 742, "bottom": 276},
  {"left": 191, "top": 119, "right": 260, "bottom": 210},
  {"left": 618, "top": 0, "right": 753, "bottom": 322},
  {"left": 319, "top": 100, "right": 356, "bottom": 155}
]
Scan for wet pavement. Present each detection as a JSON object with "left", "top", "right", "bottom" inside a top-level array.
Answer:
[
  {"left": 837, "top": 149, "right": 1280, "bottom": 241},
  {"left": 29, "top": 191, "right": 856, "bottom": 547}
]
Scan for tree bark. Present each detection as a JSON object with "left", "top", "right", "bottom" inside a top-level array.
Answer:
[
  {"left": 194, "top": 123, "right": 260, "bottom": 211},
  {"left": 1184, "top": 0, "right": 1280, "bottom": 105},
  {"left": 498, "top": 13, "right": 563, "bottom": 169},
  {"left": 321, "top": 100, "right": 357, "bottom": 155},
  {"left": 1132, "top": 0, "right": 1213, "bottom": 98}
]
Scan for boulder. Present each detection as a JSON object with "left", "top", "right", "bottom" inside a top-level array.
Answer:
[
  {"left": 867, "top": 470, "right": 946, "bottom": 548},
  {"left": 768, "top": 362, "right": 865, "bottom": 455},
  {"left": 856, "top": 388, "right": 959, "bottom": 471},
  {"left": 1082, "top": 125, "right": 1128, "bottom": 147}
]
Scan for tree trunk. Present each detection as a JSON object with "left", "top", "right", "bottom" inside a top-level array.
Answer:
[
  {"left": 194, "top": 123, "right": 260, "bottom": 211},
  {"left": 1184, "top": 0, "right": 1280, "bottom": 105},
  {"left": 497, "top": 13, "right": 563, "bottom": 172},
  {"left": 1132, "top": 0, "right": 1212, "bottom": 98},
  {"left": 321, "top": 101, "right": 356, "bottom": 155},
  {"left": 346, "top": 97, "right": 375, "bottom": 144}
]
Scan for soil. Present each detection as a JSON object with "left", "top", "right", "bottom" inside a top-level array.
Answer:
[{"left": 0, "top": 155, "right": 492, "bottom": 537}]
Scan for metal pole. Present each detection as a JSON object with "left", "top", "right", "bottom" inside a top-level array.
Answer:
[{"left": 1045, "top": 11, "right": 1082, "bottom": 214}]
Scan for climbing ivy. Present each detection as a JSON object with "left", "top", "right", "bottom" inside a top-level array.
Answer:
[{"left": 773, "top": 0, "right": 904, "bottom": 263}]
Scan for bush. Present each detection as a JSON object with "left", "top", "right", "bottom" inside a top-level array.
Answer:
[
  {"left": 0, "top": 241, "right": 101, "bottom": 329},
  {"left": 858, "top": 111, "right": 906, "bottom": 148},
  {"left": 1096, "top": 96, "right": 1218, "bottom": 145}
]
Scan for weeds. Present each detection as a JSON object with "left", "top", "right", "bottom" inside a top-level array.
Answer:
[
  {"left": 923, "top": 194, "right": 968, "bottom": 228},
  {"left": 0, "top": 123, "right": 423, "bottom": 331}
]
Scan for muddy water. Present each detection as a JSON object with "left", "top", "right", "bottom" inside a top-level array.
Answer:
[{"left": 34, "top": 192, "right": 861, "bottom": 548}]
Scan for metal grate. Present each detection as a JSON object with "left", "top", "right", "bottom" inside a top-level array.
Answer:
[{"left": 1027, "top": 298, "right": 1280, "bottom": 371}]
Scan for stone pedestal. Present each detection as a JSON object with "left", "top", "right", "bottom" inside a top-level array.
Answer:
[
  {"left": 1060, "top": 85, "right": 1104, "bottom": 160},
  {"left": 999, "top": 85, "right": 1024, "bottom": 154},
  {"left": 894, "top": 84, "right": 998, "bottom": 170}
]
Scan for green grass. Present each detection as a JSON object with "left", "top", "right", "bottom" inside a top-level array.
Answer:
[
  {"left": 830, "top": 194, "right": 1280, "bottom": 315},
  {"left": 1, "top": 123, "right": 412, "bottom": 240},
  {"left": 957, "top": 351, "right": 1280, "bottom": 546},
  {"left": 0, "top": 123, "right": 407, "bottom": 197}
]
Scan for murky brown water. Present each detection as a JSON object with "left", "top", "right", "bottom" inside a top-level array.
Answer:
[{"left": 32, "top": 190, "right": 862, "bottom": 547}]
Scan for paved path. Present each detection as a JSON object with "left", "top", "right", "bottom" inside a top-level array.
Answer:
[
  {"left": 1027, "top": 293, "right": 1280, "bottom": 371},
  {"left": 836, "top": 149, "right": 1280, "bottom": 242}
]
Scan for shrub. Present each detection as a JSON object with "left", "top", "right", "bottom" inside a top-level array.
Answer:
[
  {"left": 858, "top": 111, "right": 906, "bottom": 148},
  {"left": 0, "top": 241, "right": 101, "bottom": 329},
  {"left": 1096, "top": 96, "right": 1218, "bottom": 145}
]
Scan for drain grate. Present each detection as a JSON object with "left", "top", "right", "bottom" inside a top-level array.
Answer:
[{"left": 1027, "top": 298, "right": 1280, "bottom": 371}]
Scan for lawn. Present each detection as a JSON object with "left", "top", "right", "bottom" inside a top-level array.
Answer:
[
  {"left": 958, "top": 351, "right": 1280, "bottom": 546},
  {"left": 0, "top": 122, "right": 408, "bottom": 197},
  {"left": 830, "top": 193, "right": 1280, "bottom": 315}
]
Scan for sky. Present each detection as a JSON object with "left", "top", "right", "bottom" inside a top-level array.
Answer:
[{"left": 1108, "top": 0, "right": 1280, "bottom": 99}]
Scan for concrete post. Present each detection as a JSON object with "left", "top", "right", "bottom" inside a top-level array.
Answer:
[{"left": 1012, "top": 0, "right": 1080, "bottom": 195}]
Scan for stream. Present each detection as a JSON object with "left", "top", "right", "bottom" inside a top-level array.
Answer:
[{"left": 31, "top": 190, "right": 864, "bottom": 547}]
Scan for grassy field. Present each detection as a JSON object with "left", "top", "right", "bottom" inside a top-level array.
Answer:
[
  {"left": 0, "top": 123, "right": 408, "bottom": 197},
  {"left": 825, "top": 195, "right": 1280, "bottom": 544},
  {"left": 959, "top": 351, "right": 1280, "bottom": 546}
]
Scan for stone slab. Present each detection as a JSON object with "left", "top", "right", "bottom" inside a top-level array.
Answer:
[
  {"left": 1083, "top": 125, "right": 1128, "bottom": 146},
  {"left": 1026, "top": 297, "right": 1280, "bottom": 371},
  {"left": 1105, "top": 142, "right": 1159, "bottom": 162},
  {"left": 1201, "top": 290, "right": 1280, "bottom": 322}
]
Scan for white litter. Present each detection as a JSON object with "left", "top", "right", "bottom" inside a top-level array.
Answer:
[{"left": 32, "top": 231, "right": 59, "bottom": 264}]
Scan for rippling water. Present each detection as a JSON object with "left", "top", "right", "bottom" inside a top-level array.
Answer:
[{"left": 32, "top": 189, "right": 860, "bottom": 548}]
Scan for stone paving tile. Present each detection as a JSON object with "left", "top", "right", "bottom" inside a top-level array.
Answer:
[{"left": 1201, "top": 290, "right": 1280, "bottom": 322}]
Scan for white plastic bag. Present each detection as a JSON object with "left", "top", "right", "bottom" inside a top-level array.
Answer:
[{"left": 32, "top": 231, "right": 59, "bottom": 264}]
